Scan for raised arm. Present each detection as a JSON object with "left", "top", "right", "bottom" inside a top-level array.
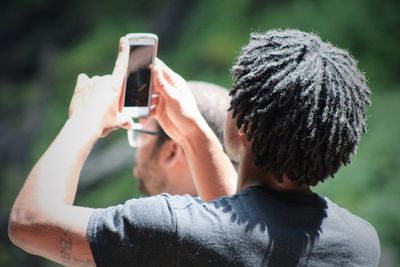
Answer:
[
  {"left": 151, "top": 60, "right": 237, "bottom": 201},
  {"left": 8, "top": 38, "right": 132, "bottom": 266}
]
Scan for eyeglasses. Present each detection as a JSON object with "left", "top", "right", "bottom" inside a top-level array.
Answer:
[{"left": 127, "top": 123, "right": 167, "bottom": 148}]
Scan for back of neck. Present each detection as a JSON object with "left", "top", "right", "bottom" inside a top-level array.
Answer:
[{"left": 237, "top": 157, "right": 311, "bottom": 195}]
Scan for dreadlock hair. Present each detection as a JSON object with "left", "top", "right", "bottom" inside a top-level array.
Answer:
[{"left": 229, "top": 29, "right": 370, "bottom": 186}]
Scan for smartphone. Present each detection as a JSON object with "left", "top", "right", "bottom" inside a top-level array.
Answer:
[{"left": 122, "top": 33, "right": 158, "bottom": 118}]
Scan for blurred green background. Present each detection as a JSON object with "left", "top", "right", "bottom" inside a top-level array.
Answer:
[{"left": 1, "top": 0, "right": 399, "bottom": 266}]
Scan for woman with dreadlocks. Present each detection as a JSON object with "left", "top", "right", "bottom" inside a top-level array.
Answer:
[{"left": 10, "top": 30, "right": 380, "bottom": 266}]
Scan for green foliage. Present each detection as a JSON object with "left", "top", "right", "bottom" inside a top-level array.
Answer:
[
  {"left": 76, "top": 169, "right": 144, "bottom": 208},
  {"left": 315, "top": 89, "right": 400, "bottom": 251}
]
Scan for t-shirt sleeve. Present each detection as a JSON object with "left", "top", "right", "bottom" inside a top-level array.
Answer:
[{"left": 87, "top": 194, "right": 177, "bottom": 267}]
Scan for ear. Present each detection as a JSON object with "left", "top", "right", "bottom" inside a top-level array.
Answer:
[
  {"left": 237, "top": 125, "right": 252, "bottom": 148},
  {"left": 238, "top": 127, "right": 246, "bottom": 137},
  {"left": 158, "top": 140, "right": 184, "bottom": 168}
]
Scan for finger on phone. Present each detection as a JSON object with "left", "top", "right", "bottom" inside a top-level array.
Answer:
[
  {"left": 150, "top": 103, "right": 159, "bottom": 116},
  {"left": 151, "top": 95, "right": 159, "bottom": 107},
  {"left": 155, "top": 58, "right": 179, "bottom": 86},
  {"left": 153, "top": 63, "right": 172, "bottom": 97},
  {"left": 112, "top": 37, "right": 129, "bottom": 92}
]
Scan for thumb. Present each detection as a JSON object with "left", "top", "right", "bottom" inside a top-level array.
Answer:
[
  {"left": 153, "top": 61, "right": 175, "bottom": 99},
  {"left": 111, "top": 37, "right": 129, "bottom": 93}
]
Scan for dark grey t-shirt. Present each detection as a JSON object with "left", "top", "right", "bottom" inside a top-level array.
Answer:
[{"left": 87, "top": 186, "right": 380, "bottom": 267}]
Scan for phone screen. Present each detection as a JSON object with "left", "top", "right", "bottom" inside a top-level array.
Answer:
[{"left": 124, "top": 45, "right": 154, "bottom": 107}]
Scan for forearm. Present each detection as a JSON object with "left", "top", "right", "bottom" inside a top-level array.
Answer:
[
  {"left": 22, "top": 118, "right": 98, "bottom": 206},
  {"left": 10, "top": 117, "right": 99, "bottom": 230},
  {"left": 182, "top": 118, "right": 237, "bottom": 201},
  {"left": 9, "top": 117, "right": 99, "bottom": 263}
]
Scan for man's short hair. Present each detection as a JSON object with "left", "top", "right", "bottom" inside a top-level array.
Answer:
[
  {"left": 156, "top": 81, "right": 230, "bottom": 147},
  {"left": 229, "top": 29, "right": 370, "bottom": 185},
  {"left": 186, "top": 81, "right": 230, "bottom": 144}
]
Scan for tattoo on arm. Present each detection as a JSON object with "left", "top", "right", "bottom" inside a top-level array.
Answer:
[
  {"left": 59, "top": 228, "right": 95, "bottom": 267},
  {"left": 60, "top": 228, "right": 72, "bottom": 261}
]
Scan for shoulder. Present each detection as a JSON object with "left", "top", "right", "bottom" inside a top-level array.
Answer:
[
  {"left": 163, "top": 189, "right": 258, "bottom": 229},
  {"left": 324, "top": 197, "right": 378, "bottom": 234},
  {"left": 88, "top": 194, "right": 182, "bottom": 266},
  {"left": 324, "top": 198, "right": 381, "bottom": 265},
  {"left": 89, "top": 194, "right": 180, "bottom": 236}
]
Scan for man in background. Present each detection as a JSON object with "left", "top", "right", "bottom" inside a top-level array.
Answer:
[{"left": 132, "top": 81, "right": 236, "bottom": 196}]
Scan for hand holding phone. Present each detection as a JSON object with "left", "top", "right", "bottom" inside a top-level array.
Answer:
[
  {"left": 68, "top": 37, "right": 133, "bottom": 137},
  {"left": 151, "top": 59, "right": 206, "bottom": 144},
  {"left": 122, "top": 33, "right": 158, "bottom": 118}
]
